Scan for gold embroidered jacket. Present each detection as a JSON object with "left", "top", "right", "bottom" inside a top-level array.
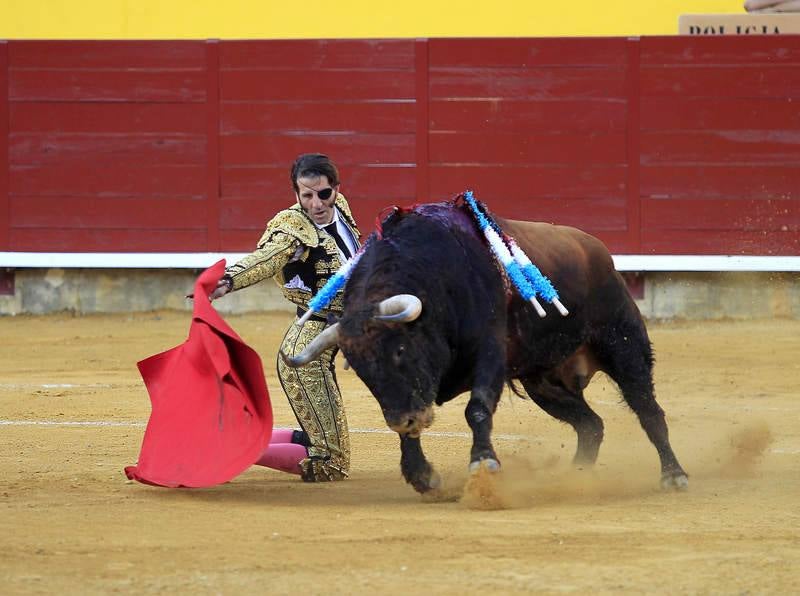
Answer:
[{"left": 225, "top": 194, "right": 361, "bottom": 314}]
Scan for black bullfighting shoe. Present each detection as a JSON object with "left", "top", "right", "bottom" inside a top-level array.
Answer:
[{"left": 299, "top": 455, "right": 348, "bottom": 482}]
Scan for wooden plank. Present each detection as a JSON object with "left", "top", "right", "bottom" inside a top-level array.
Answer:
[
  {"left": 221, "top": 39, "right": 415, "bottom": 69},
  {"left": 220, "top": 198, "right": 289, "bottom": 230},
  {"left": 206, "top": 40, "right": 221, "bottom": 252},
  {"left": 221, "top": 100, "right": 416, "bottom": 134},
  {"left": 678, "top": 14, "right": 800, "bottom": 37},
  {"left": 428, "top": 132, "right": 626, "bottom": 165},
  {"left": 641, "top": 97, "right": 800, "bottom": 130},
  {"left": 428, "top": 165, "right": 627, "bottom": 200},
  {"left": 220, "top": 133, "right": 416, "bottom": 166},
  {"left": 429, "top": 38, "right": 628, "bottom": 67},
  {"left": 626, "top": 38, "right": 641, "bottom": 252},
  {"left": 642, "top": 198, "right": 800, "bottom": 231},
  {"left": 641, "top": 165, "right": 798, "bottom": 200},
  {"left": 430, "top": 67, "right": 626, "bottom": 100},
  {"left": 9, "top": 134, "right": 206, "bottom": 165},
  {"left": 640, "top": 65, "right": 800, "bottom": 98},
  {"left": 589, "top": 230, "right": 635, "bottom": 254},
  {"left": 415, "top": 39, "right": 429, "bottom": 203},
  {"left": 10, "top": 102, "right": 208, "bottom": 133},
  {"left": 221, "top": 165, "right": 416, "bottom": 201},
  {"left": 492, "top": 197, "right": 628, "bottom": 231},
  {"left": 221, "top": 70, "right": 415, "bottom": 101},
  {"left": 11, "top": 197, "right": 207, "bottom": 228},
  {"left": 9, "top": 40, "right": 205, "bottom": 68},
  {"left": 641, "top": 36, "right": 800, "bottom": 64},
  {"left": 9, "top": 228, "right": 207, "bottom": 252},
  {"left": 641, "top": 130, "right": 800, "bottom": 165},
  {"left": 0, "top": 42, "right": 8, "bottom": 250},
  {"left": 220, "top": 229, "right": 266, "bottom": 251},
  {"left": 10, "top": 70, "right": 206, "bottom": 102},
  {"left": 430, "top": 99, "right": 627, "bottom": 133},
  {"left": 641, "top": 229, "right": 800, "bottom": 255},
  {"left": 10, "top": 164, "right": 207, "bottom": 198}
]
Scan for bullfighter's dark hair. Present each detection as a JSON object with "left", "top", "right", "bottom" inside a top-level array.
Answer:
[{"left": 290, "top": 153, "right": 340, "bottom": 194}]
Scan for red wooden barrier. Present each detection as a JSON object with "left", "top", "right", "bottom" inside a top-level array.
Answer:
[
  {"left": 1, "top": 37, "right": 799, "bottom": 256},
  {"left": 7, "top": 40, "right": 208, "bottom": 252},
  {"left": 639, "top": 36, "right": 800, "bottom": 256},
  {"left": 0, "top": 41, "right": 8, "bottom": 251}
]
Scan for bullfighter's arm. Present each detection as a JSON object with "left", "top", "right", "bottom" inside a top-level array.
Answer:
[{"left": 224, "top": 231, "right": 302, "bottom": 292}]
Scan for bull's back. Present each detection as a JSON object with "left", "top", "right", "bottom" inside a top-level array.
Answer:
[{"left": 498, "top": 218, "right": 616, "bottom": 295}]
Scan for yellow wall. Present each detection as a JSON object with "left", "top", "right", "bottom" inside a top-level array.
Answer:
[{"left": 0, "top": 0, "right": 744, "bottom": 39}]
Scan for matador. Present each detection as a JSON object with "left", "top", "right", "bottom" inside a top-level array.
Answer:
[{"left": 210, "top": 153, "right": 360, "bottom": 482}]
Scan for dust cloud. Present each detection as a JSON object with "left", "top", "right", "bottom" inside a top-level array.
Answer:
[{"left": 457, "top": 421, "right": 774, "bottom": 510}]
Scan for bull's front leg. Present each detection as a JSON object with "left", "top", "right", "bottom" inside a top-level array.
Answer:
[
  {"left": 465, "top": 359, "right": 505, "bottom": 473},
  {"left": 465, "top": 387, "right": 500, "bottom": 472},
  {"left": 399, "top": 434, "right": 440, "bottom": 494}
]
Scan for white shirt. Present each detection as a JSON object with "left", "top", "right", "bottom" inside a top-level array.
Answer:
[{"left": 314, "top": 207, "right": 358, "bottom": 261}]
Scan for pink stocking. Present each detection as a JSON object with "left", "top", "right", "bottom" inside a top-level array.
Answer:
[
  {"left": 255, "top": 443, "right": 307, "bottom": 475},
  {"left": 269, "top": 428, "right": 297, "bottom": 444}
]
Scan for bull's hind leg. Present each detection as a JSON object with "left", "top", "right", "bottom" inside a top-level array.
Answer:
[
  {"left": 520, "top": 377, "right": 604, "bottom": 466},
  {"left": 595, "top": 317, "right": 688, "bottom": 490}
]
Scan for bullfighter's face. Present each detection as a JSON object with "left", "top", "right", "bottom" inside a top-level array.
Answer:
[{"left": 296, "top": 174, "right": 338, "bottom": 225}]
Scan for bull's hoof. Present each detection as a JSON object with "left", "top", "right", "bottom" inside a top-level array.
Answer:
[
  {"left": 469, "top": 458, "right": 501, "bottom": 474},
  {"left": 463, "top": 459, "right": 507, "bottom": 510},
  {"left": 420, "top": 472, "right": 461, "bottom": 503},
  {"left": 661, "top": 472, "right": 689, "bottom": 491},
  {"left": 410, "top": 469, "right": 441, "bottom": 495}
]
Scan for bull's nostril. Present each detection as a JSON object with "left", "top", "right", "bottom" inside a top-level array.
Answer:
[{"left": 405, "top": 419, "right": 415, "bottom": 428}]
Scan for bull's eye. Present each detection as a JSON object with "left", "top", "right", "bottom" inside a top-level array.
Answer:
[{"left": 393, "top": 344, "right": 406, "bottom": 366}]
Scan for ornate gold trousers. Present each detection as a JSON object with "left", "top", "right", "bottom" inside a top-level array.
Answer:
[{"left": 276, "top": 318, "right": 350, "bottom": 482}]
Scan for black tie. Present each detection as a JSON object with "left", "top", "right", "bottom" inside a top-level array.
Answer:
[{"left": 323, "top": 223, "right": 352, "bottom": 259}]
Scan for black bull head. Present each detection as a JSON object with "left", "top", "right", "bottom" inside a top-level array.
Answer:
[
  {"left": 280, "top": 294, "right": 435, "bottom": 434},
  {"left": 280, "top": 203, "right": 688, "bottom": 497}
]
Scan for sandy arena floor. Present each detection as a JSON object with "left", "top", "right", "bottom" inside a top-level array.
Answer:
[{"left": 0, "top": 310, "right": 799, "bottom": 594}]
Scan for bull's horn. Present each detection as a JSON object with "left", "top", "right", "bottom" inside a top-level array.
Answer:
[
  {"left": 374, "top": 294, "right": 422, "bottom": 323},
  {"left": 279, "top": 323, "right": 341, "bottom": 368}
]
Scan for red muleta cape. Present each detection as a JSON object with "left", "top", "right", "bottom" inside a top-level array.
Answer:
[{"left": 125, "top": 260, "right": 273, "bottom": 488}]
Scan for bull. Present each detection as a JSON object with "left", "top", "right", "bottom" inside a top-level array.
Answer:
[{"left": 282, "top": 200, "right": 688, "bottom": 495}]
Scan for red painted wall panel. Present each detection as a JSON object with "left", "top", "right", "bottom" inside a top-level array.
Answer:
[
  {"left": 11, "top": 103, "right": 208, "bottom": 134},
  {"left": 640, "top": 97, "right": 800, "bottom": 131},
  {"left": 429, "top": 99, "right": 627, "bottom": 133},
  {"left": 429, "top": 132, "right": 626, "bottom": 165},
  {"left": 428, "top": 38, "right": 628, "bottom": 67},
  {"left": 218, "top": 39, "right": 419, "bottom": 245},
  {"left": 221, "top": 133, "right": 416, "bottom": 166},
  {"left": 639, "top": 36, "right": 800, "bottom": 64},
  {"left": 221, "top": 101, "right": 416, "bottom": 134},
  {"left": 9, "top": 41, "right": 206, "bottom": 68},
  {"left": 0, "top": 42, "right": 8, "bottom": 251},
  {"left": 220, "top": 40, "right": 415, "bottom": 69},
  {"left": 11, "top": 197, "right": 207, "bottom": 228},
  {"left": 10, "top": 228, "right": 207, "bottom": 252},
  {"left": 6, "top": 41, "right": 210, "bottom": 252},
  {"left": 10, "top": 164, "right": 207, "bottom": 198},
  {"left": 2, "top": 37, "right": 799, "bottom": 256},
  {"left": 638, "top": 36, "right": 800, "bottom": 255}
]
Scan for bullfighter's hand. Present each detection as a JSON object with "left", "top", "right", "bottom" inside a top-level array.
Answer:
[
  {"left": 208, "top": 278, "right": 232, "bottom": 301},
  {"left": 186, "top": 277, "right": 232, "bottom": 301}
]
